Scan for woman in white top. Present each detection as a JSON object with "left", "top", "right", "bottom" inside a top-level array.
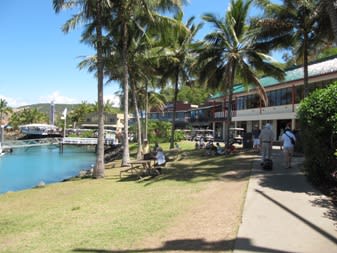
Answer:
[
  {"left": 281, "top": 128, "right": 296, "bottom": 169},
  {"left": 155, "top": 148, "right": 166, "bottom": 166}
]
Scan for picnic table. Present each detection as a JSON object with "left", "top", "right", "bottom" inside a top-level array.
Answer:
[{"left": 120, "top": 159, "right": 158, "bottom": 178}]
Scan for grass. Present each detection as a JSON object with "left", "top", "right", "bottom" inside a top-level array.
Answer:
[{"left": 0, "top": 141, "right": 253, "bottom": 253}]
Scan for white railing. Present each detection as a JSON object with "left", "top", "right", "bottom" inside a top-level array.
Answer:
[
  {"left": 62, "top": 137, "right": 98, "bottom": 145},
  {"left": 2, "top": 137, "right": 115, "bottom": 149},
  {"left": 61, "top": 137, "right": 115, "bottom": 145},
  {"left": 2, "top": 138, "right": 61, "bottom": 149},
  {"left": 213, "top": 104, "right": 299, "bottom": 120}
]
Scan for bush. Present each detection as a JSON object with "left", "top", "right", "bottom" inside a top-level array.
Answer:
[
  {"left": 297, "top": 82, "right": 337, "bottom": 185},
  {"left": 129, "top": 120, "right": 186, "bottom": 144}
]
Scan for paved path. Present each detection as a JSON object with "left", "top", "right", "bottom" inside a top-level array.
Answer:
[{"left": 234, "top": 148, "right": 337, "bottom": 253}]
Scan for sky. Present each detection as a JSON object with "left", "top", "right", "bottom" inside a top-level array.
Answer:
[{"left": 0, "top": 0, "right": 279, "bottom": 108}]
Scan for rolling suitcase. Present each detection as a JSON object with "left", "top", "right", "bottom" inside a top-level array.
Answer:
[{"left": 262, "top": 159, "right": 273, "bottom": 170}]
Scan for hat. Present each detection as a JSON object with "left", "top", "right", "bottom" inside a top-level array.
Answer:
[
  {"left": 265, "top": 123, "right": 272, "bottom": 130},
  {"left": 144, "top": 139, "right": 148, "bottom": 142}
]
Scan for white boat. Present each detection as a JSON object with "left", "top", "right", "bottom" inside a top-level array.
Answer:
[
  {"left": 19, "top": 124, "right": 60, "bottom": 136},
  {"left": 0, "top": 143, "right": 4, "bottom": 156}
]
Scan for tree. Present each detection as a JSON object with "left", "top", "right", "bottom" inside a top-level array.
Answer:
[
  {"left": 322, "top": 0, "right": 337, "bottom": 45},
  {"left": 298, "top": 82, "right": 337, "bottom": 185},
  {"left": 256, "top": 0, "right": 334, "bottom": 97},
  {"left": 100, "top": 0, "right": 186, "bottom": 165},
  {"left": 199, "top": 0, "right": 284, "bottom": 146},
  {"left": 68, "top": 101, "right": 94, "bottom": 129},
  {"left": 10, "top": 108, "right": 48, "bottom": 128},
  {"left": 154, "top": 11, "right": 202, "bottom": 149},
  {"left": 161, "top": 85, "right": 211, "bottom": 105},
  {"left": 0, "top": 99, "right": 12, "bottom": 125},
  {"left": 53, "top": 0, "right": 113, "bottom": 178}
]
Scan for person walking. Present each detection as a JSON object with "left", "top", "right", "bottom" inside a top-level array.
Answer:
[
  {"left": 259, "top": 123, "right": 274, "bottom": 163},
  {"left": 281, "top": 127, "right": 296, "bottom": 169},
  {"left": 252, "top": 125, "right": 261, "bottom": 152}
]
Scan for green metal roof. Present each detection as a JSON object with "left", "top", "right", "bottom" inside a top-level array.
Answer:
[{"left": 209, "top": 57, "right": 337, "bottom": 99}]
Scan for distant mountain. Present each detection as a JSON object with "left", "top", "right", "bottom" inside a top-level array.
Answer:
[{"left": 17, "top": 103, "right": 78, "bottom": 114}]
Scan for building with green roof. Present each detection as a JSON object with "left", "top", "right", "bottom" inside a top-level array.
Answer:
[{"left": 207, "top": 56, "right": 337, "bottom": 141}]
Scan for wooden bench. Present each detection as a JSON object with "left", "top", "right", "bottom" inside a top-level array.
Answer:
[{"left": 120, "top": 160, "right": 153, "bottom": 179}]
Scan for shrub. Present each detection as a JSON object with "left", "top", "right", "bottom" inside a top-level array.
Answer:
[
  {"left": 297, "top": 82, "right": 337, "bottom": 185},
  {"left": 129, "top": 120, "right": 186, "bottom": 144}
]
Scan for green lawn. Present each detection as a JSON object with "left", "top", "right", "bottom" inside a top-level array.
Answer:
[{"left": 0, "top": 141, "right": 252, "bottom": 253}]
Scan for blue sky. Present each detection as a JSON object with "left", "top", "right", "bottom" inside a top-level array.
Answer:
[{"left": 0, "top": 0, "right": 279, "bottom": 108}]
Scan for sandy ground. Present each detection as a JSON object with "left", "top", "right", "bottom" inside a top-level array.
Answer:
[{"left": 112, "top": 154, "right": 254, "bottom": 253}]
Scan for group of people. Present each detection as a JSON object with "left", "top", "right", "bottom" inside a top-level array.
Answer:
[
  {"left": 253, "top": 123, "right": 296, "bottom": 169},
  {"left": 141, "top": 122, "right": 297, "bottom": 170},
  {"left": 195, "top": 137, "right": 206, "bottom": 149},
  {"left": 141, "top": 139, "right": 166, "bottom": 171},
  {"left": 204, "top": 141, "right": 226, "bottom": 155}
]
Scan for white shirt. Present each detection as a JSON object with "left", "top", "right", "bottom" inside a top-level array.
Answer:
[
  {"left": 281, "top": 131, "right": 296, "bottom": 148},
  {"left": 155, "top": 151, "right": 166, "bottom": 165}
]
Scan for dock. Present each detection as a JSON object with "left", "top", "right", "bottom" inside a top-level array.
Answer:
[{"left": 2, "top": 137, "right": 115, "bottom": 152}]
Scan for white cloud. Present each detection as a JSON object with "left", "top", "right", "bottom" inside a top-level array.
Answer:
[
  {"left": 0, "top": 95, "right": 28, "bottom": 108},
  {"left": 1, "top": 91, "right": 120, "bottom": 108},
  {"left": 104, "top": 94, "right": 120, "bottom": 107},
  {"left": 38, "top": 91, "right": 78, "bottom": 104}
]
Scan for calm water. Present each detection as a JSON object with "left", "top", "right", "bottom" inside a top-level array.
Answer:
[{"left": 0, "top": 145, "right": 96, "bottom": 194}]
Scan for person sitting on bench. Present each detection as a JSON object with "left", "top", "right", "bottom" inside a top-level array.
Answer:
[{"left": 154, "top": 147, "right": 166, "bottom": 174}]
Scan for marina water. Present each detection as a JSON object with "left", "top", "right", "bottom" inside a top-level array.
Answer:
[{"left": 0, "top": 145, "right": 96, "bottom": 194}]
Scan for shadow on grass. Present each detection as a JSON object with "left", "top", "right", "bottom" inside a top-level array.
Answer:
[
  {"left": 116, "top": 150, "right": 257, "bottom": 186},
  {"left": 72, "top": 237, "right": 295, "bottom": 253}
]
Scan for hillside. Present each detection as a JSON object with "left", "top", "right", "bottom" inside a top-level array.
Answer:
[
  {"left": 16, "top": 103, "right": 122, "bottom": 115},
  {"left": 17, "top": 103, "right": 78, "bottom": 114}
]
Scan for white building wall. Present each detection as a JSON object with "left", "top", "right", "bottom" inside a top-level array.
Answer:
[{"left": 232, "top": 104, "right": 299, "bottom": 122}]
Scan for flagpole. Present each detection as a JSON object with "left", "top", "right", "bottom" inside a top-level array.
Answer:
[
  {"left": 63, "top": 116, "right": 66, "bottom": 137},
  {"left": 62, "top": 108, "right": 67, "bottom": 137}
]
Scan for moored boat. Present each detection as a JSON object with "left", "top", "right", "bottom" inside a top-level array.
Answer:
[{"left": 19, "top": 124, "right": 61, "bottom": 136}]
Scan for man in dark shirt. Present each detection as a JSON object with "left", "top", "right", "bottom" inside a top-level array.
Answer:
[{"left": 252, "top": 126, "right": 261, "bottom": 152}]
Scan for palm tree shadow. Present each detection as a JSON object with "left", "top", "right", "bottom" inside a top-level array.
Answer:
[
  {"left": 256, "top": 157, "right": 337, "bottom": 225},
  {"left": 310, "top": 197, "right": 337, "bottom": 226},
  {"left": 72, "top": 237, "right": 296, "bottom": 253},
  {"left": 140, "top": 154, "right": 255, "bottom": 186}
]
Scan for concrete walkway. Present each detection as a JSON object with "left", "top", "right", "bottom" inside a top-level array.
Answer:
[{"left": 234, "top": 148, "right": 337, "bottom": 253}]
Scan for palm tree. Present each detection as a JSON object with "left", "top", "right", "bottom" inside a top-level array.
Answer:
[
  {"left": 102, "top": 0, "right": 186, "bottom": 165},
  {"left": 53, "top": 0, "right": 112, "bottom": 178},
  {"left": 0, "top": 99, "right": 12, "bottom": 126},
  {"left": 322, "top": 0, "right": 337, "bottom": 44},
  {"left": 68, "top": 101, "right": 93, "bottom": 128},
  {"left": 255, "top": 0, "right": 334, "bottom": 97},
  {"left": 199, "top": 0, "right": 285, "bottom": 146},
  {"left": 154, "top": 11, "right": 202, "bottom": 149}
]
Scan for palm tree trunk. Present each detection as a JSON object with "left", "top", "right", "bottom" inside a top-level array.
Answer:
[
  {"left": 94, "top": 1, "right": 105, "bottom": 178},
  {"left": 170, "top": 69, "right": 179, "bottom": 149},
  {"left": 131, "top": 82, "right": 143, "bottom": 160},
  {"left": 225, "top": 63, "right": 236, "bottom": 148},
  {"left": 324, "top": 0, "right": 337, "bottom": 45},
  {"left": 145, "top": 82, "right": 149, "bottom": 140},
  {"left": 303, "top": 29, "right": 309, "bottom": 97},
  {"left": 122, "top": 21, "right": 130, "bottom": 166}
]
